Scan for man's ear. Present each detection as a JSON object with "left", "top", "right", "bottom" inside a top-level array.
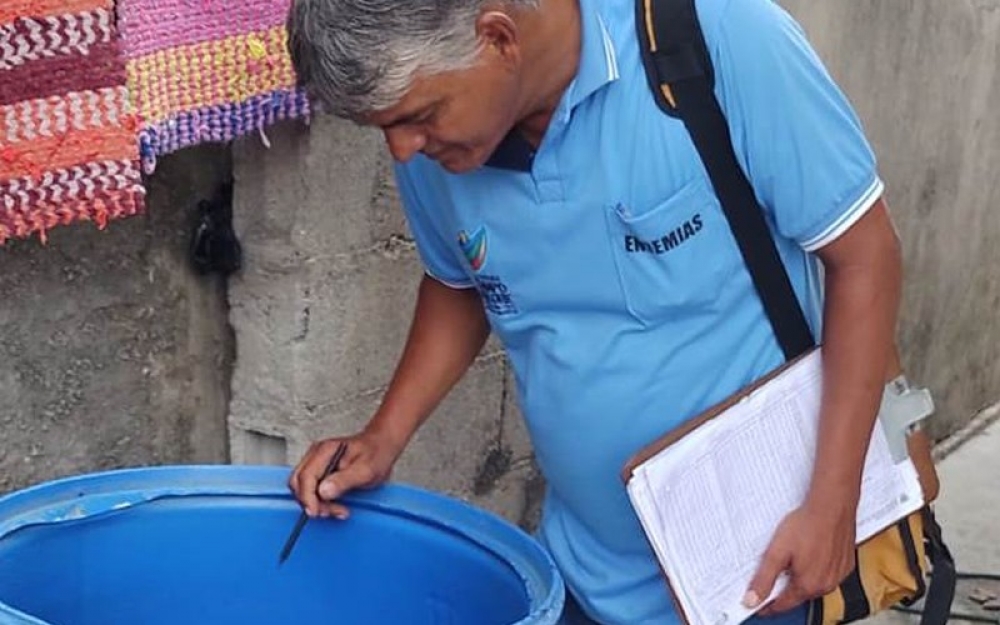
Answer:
[{"left": 476, "top": 10, "right": 521, "bottom": 67}]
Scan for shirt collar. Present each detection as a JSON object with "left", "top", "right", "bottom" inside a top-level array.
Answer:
[
  {"left": 483, "top": 0, "right": 619, "bottom": 172},
  {"left": 563, "top": 1, "right": 620, "bottom": 114}
]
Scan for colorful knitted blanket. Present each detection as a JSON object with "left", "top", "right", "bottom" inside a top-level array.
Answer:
[
  {"left": 1, "top": 0, "right": 309, "bottom": 245},
  {"left": 1, "top": 0, "right": 145, "bottom": 244}
]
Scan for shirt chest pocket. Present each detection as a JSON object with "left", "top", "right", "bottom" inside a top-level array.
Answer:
[{"left": 605, "top": 178, "right": 742, "bottom": 323}]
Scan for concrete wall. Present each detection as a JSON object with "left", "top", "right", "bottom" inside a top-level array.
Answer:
[
  {"left": 1, "top": 0, "right": 995, "bottom": 523},
  {"left": 780, "top": 0, "right": 1000, "bottom": 438},
  {"left": 227, "top": 118, "right": 543, "bottom": 527},
  {"left": 0, "top": 147, "right": 234, "bottom": 494}
]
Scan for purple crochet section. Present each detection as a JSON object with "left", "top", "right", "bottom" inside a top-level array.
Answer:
[{"left": 138, "top": 89, "right": 310, "bottom": 172}]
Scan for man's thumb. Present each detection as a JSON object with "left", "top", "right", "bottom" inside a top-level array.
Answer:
[
  {"left": 744, "top": 547, "right": 786, "bottom": 608},
  {"left": 317, "top": 475, "right": 341, "bottom": 501},
  {"left": 317, "top": 460, "right": 369, "bottom": 501}
]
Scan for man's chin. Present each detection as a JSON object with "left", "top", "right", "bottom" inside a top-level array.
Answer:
[
  {"left": 439, "top": 160, "right": 479, "bottom": 174},
  {"left": 433, "top": 150, "right": 489, "bottom": 175}
]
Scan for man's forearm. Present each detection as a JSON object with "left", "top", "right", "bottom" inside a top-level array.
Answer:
[
  {"left": 809, "top": 200, "right": 903, "bottom": 509},
  {"left": 366, "top": 274, "right": 490, "bottom": 453}
]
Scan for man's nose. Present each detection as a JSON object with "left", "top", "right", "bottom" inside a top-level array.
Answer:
[{"left": 383, "top": 127, "right": 427, "bottom": 162}]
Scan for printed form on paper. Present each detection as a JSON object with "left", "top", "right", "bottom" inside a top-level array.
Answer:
[{"left": 626, "top": 350, "right": 925, "bottom": 625}]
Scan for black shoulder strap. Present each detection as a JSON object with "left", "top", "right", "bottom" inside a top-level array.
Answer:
[
  {"left": 636, "top": 6, "right": 959, "bottom": 625},
  {"left": 916, "top": 507, "right": 957, "bottom": 625},
  {"left": 635, "top": 0, "right": 815, "bottom": 362}
]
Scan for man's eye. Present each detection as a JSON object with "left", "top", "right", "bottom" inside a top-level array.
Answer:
[{"left": 416, "top": 108, "right": 438, "bottom": 125}]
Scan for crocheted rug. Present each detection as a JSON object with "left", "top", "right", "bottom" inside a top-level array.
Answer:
[
  {"left": 119, "top": 0, "right": 310, "bottom": 173},
  {"left": 0, "top": 0, "right": 146, "bottom": 244},
  {"left": 1, "top": 0, "right": 310, "bottom": 244}
]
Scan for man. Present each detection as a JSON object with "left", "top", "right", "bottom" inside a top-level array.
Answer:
[{"left": 285, "top": 0, "right": 903, "bottom": 622}]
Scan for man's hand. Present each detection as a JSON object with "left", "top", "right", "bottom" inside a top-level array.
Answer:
[
  {"left": 288, "top": 426, "right": 404, "bottom": 520},
  {"left": 288, "top": 275, "right": 490, "bottom": 521},
  {"left": 744, "top": 497, "right": 857, "bottom": 615}
]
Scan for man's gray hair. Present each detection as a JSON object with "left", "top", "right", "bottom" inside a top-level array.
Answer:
[{"left": 287, "top": 0, "right": 539, "bottom": 119}]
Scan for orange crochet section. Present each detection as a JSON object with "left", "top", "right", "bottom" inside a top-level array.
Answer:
[
  {"left": 1, "top": 126, "right": 140, "bottom": 181},
  {"left": 0, "top": 0, "right": 145, "bottom": 245},
  {"left": 0, "top": 0, "right": 104, "bottom": 24}
]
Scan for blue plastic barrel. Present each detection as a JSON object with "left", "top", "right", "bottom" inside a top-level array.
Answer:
[{"left": 0, "top": 466, "right": 564, "bottom": 625}]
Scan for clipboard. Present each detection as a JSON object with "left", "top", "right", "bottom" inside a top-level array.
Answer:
[
  {"left": 618, "top": 347, "right": 930, "bottom": 625},
  {"left": 618, "top": 348, "right": 817, "bottom": 625}
]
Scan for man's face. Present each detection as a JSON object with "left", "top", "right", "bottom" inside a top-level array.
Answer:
[{"left": 364, "top": 54, "right": 522, "bottom": 174}]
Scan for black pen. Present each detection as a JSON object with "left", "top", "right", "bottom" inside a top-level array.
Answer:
[{"left": 278, "top": 441, "right": 348, "bottom": 565}]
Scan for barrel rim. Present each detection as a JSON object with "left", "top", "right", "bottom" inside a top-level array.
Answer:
[{"left": 0, "top": 465, "right": 565, "bottom": 625}]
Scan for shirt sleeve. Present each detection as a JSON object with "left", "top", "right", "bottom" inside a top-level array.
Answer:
[
  {"left": 393, "top": 162, "right": 475, "bottom": 289},
  {"left": 707, "top": 0, "right": 884, "bottom": 252}
]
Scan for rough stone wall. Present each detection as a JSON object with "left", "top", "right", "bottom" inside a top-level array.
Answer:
[
  {"left": 0, "top": 147, "right": 234, "bottom": 494},
  {"left": 780, "top": 0, "right": 1000, "bottom": 438},
  {"left": 227, "top": 118, "right": 542, "bottom": 527}
]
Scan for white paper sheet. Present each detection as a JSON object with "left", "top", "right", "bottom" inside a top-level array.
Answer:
[{"left": 626, "top": 350, "right": 924, "bottom": 625}]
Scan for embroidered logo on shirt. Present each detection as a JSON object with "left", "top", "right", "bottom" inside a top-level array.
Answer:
[
  {"left": 458, "top": 226, "right": 518, "bottom": 316},
  {"left": 624, "top": 213, "right": 703, "bottom": 255},
  {"left": 458, "top": 227, "right": 488, "bottom": 272}
]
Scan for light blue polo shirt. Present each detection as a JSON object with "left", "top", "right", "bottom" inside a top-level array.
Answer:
[{"left": 394, "top": 0, "right": 884, "bottom": 622}]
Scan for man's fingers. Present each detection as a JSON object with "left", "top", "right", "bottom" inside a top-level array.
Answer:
[
  {"left": 297, "top": 459, "right": 323, "bottom": 517},
  {"left": 296, "top": 443, "right": 340, "bottom": 517},
  {"left": 760, "top": 580, "right": 805, "bottom": 616},
  {"left": 759, "top": 564, "right": 840, "bottom": 615},
  {"left": 317, "top": 500, "right": 351, "bottom": 520},
  {"left": 744, "top": 545, "right": 788, "bottom": 609}
]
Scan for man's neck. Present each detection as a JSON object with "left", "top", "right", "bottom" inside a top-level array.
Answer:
[{"left": 512, "top": 0, "right": 582, "bottom": 148}]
